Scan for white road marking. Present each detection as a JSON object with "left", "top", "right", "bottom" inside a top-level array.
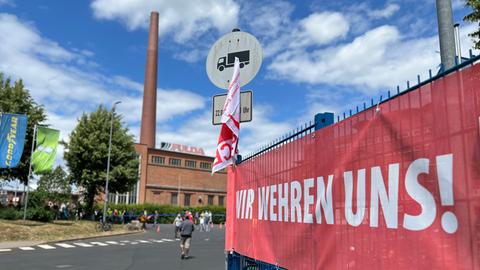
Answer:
[
  {"left": 120, "top": 240, "right": 130, "bottom": 243},
  {"left": 38, "top": 244, "right": 56, "bottom": 249},
  {"left": 0, "top": 249, "right": 12, "bottom": 252},
  {"left": 90, "top": 242, "right": 108, "bottom": 246},
  {"left": 130, "top": 242, "right": 138, "bottom": 245},
  {"left": 161, "top": 239, "right": 174, "bottom": 242},
  {"left": 105, "top": 241, "right": 119, "bottom": 245},
  {"left": 138, "top": 240, "right": 150, "bottom": 243},
  {"left": 18, "top": 247, "right": 35, "bottom": 251},
  {"left": 73, "top": 242, "right": 93, "bottom": 247},
  {"left": 56, "top": 243, "right": 75, "bottom": 248}
]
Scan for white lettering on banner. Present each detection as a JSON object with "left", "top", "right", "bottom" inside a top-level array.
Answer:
[
  {"left": 236, "top": 190, "right": 243, "bottom": 219},
  {"left": 370, "top": 164, "right": 399, "bottom": 229},
  {"left": 403, "top": 158, "right": 436, "bottom": 231},
  {"left": 241, "top": 189, "right": 247, "bottom": 219},
  {"left": 235, "top": 154, "right": 458, "bottom": 234},
  {"left": 245, "top": 189, "right": 255, "bottom": 219},
  {"left": 290, "top": 181, "right": 302, "bottom": 223},
  {"left": 303, "top": 178, "right": 315, "bottom": 224},
  {"left": 269, "top": 184, "right": 277, "bottom": 221},
  {"left": 278, "top": 183, "right": 289, "bottom": 222},
  {"left": 315, "top": 175, "right": 334, "bottom": 224},
  {"left": 344, "top": 169, "right": 366, "bottom": 227},
  {"left": 258, "top": 186, "right": 269, "bottom": 220}
]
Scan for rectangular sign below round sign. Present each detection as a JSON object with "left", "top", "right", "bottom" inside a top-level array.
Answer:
[{"left": 212, "top": 90, "right": 252, "bottom": 125}]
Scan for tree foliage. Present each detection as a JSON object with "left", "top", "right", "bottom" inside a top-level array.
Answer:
[
  {"left": 63, "top": 106, "right": 138, "bottom": 215},
  {"left": 36, "top": 166, "right": 71, "bottom": 204},
  {"left": 0, "top": 73, "right": 46, "bottom": 184},
  {"left": 465, "top": 0, "right": 480, "bottom": 49}
]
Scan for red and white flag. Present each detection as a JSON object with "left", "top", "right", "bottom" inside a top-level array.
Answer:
[{"left": 212, "top": 57, "right": 241, "bottom": 174}]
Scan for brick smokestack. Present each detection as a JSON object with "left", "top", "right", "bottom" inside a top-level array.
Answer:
[{"left": 140, "top": 11, "right": 159, "bottom": 148}]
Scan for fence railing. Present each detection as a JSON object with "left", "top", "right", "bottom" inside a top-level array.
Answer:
[{"left": 227, "top": 251, "right": 286, "bottom": 270}]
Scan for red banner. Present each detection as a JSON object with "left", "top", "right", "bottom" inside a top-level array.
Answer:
[{"left": 226, "top": 63, "right": 480, "bottom": 269}]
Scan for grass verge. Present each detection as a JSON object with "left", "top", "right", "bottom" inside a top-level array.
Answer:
[{"left": 0, "top": 219, "right": 134, "bottom": 242}]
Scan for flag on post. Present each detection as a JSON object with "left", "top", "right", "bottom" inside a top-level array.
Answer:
[
  {"left": 212, "top": 57, "right": 241, "bottom": 174},
  {"left": 0, "top": 113, "right": 28, "bottom": 168},
  {"left": 31, "top": 126, "right": 60, "bottom": 173}
]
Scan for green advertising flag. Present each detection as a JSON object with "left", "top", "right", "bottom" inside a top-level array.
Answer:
[{"left": 32, "top": 127, "right": 60, "bottom": 173}]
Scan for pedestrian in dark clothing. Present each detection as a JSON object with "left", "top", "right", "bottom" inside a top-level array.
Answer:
[{"left": 179, "top": 216, "right": 195, "bottom": 259}]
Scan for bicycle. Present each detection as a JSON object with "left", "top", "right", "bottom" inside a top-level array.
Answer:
[{"left": 96, "top": 220, "right": 113, "bottom": 232}]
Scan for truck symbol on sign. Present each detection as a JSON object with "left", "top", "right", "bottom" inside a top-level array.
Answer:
[{"left": 217, "top": 50, "right": 250, "bottom": 71}]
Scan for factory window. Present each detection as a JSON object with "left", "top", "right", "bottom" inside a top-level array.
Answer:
[
  {"left": 151, "top": 156, "right": 165, "bottom": 164},
  {"left": 169, "top": 158, "right": 181, "bottom": 166},
  {"left": 185, "top": 160, "right": 196, "bottom": 168},
  {"left": 218, "top": 196, "right": 224, "bottom": 206},
  {"left": 184, "top": 194, "right": 191, "bottom": 206},
  {"left": 171, "top": 193, "right": 178, "bottom": 205},
  {"left": 200, "top": 162, "right": 211, "bottom": 170},
  {"left": 208, "top": 195, "right": 214, "bottom": 205}
]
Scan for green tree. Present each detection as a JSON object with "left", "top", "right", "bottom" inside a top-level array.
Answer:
[
  {"left": 37, "top": 166, "right": 71, "bottom": 205},
  {"left": 465, "top": 0, "right": 480, "bottom": 49},
  {"left": 63, "top": 106, "right": 138, "bottom": 216},
  {"left": 0, "top": 73, "right": 46, "bottom": 184}
]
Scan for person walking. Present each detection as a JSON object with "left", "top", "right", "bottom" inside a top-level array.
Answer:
[
  {"left": 179, "top": 215, "right": 194, "bottom": 259},
  {"left": 205, "top": 211, "right": 211, "bottom": 232},
  {"left": 173, "top": 213, "right": 182, "bottom": 239},
  {"left": 199, "top": 211, "right": 205, "bottom": 232}
]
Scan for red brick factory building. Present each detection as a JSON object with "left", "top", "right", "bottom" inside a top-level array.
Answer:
[{"left": 106, "top": 12, "right": 227, "bottom": 207}]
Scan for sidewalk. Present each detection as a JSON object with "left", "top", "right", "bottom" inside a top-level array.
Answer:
[{"left": 0, "top": 241, "right": 44, "bottom": 249}]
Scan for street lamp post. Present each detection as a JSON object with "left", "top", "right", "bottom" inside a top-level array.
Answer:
[{"left": 103, "top": 101, "right": 121, "bottom": 223}]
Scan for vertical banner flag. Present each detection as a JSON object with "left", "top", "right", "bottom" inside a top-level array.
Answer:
[
  {"left": 32, "top": 127, "right": 60, "bottom": 173},
  {"left": 212, "top": 57, "right": 241, "bottom": 174},
  {"left": 0, "top": 113, "right": 28, "bottom": 168}
]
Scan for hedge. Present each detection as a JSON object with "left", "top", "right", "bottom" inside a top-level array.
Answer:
[
  {"left": 94, "top": 203, "right": 226, "bottom": 224},
  {"left": 0, "top": 207, "right": 56, "bottom": 222}
]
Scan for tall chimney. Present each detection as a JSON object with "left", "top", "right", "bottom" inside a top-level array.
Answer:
[
  {"left": 436, "top": 0, "right": 456, "bottom": 70},
  {"left": 140, "top": 11, "right": 159, "bottom": 148}
]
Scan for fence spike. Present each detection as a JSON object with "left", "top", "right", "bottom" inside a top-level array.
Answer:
[
  {"left": 356, "top": 105, "right": 359, "bottom": 113},
  {"left": 397, "top": 85, "right": 400, "bottom": 94},
  {"left": 417, "top": 74, "right": 421, "bottom": 84},
  {"left": 429, "top": 69, "right": 432, "bottom": 79},
  {"left": 469, "top": 49, "right": 473, "bottom": 58},
  {"left": 380, "top": 95, "right": 383, "bottom": 102},
  {"left": 371, "top": 98, "right": 374, "bottom": 106},
  {"left": 349, "top": 109, "right": 352, "bottom": 116},
  {"left": 387, "top": 90, "right": 390, "bottom": 98},
  {"left": 407, "top": 80, "right": 410, "bottom": 88},
  {"left": 343, "top": 112, "right": 346, "bottom": 119},
  {"left": 337, "top": 115, "right": 340, "bottom": 122},
  {"left": 363, "top": 102, "right": 366, "bottom": 110}
]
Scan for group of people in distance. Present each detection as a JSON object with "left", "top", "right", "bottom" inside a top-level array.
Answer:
[{"left": 173, "top": 210, "right": 214, "bottom": 260}]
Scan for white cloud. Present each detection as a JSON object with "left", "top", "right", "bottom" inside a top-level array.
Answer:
[
  {"left": 368, "top": 4, "right": 400, "bottom": 19},
  {"left": 298, "top": 12, "right": 349, "bottom": 46},
  {"left": 90, "top": 0, "right": 239, "bottom": 43}
]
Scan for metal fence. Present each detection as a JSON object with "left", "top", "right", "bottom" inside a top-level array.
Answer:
[{"left": 227, "top": 251, "right": 286, "bottom": 270}]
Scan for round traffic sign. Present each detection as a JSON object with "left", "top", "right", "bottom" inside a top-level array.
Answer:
[{"left": 206, "top": 30, "right": 263, "bottom": 89}]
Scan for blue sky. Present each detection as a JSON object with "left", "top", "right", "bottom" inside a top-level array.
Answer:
[{"left": 0, "top": 0, "right": 477, "bottom": 165}]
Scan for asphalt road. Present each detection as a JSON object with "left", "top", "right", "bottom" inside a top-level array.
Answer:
[{"left": 0, "top": 224, "right": 226, "bottom": 270}]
